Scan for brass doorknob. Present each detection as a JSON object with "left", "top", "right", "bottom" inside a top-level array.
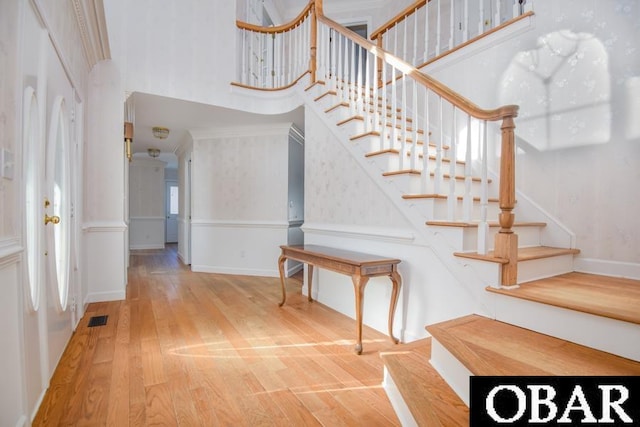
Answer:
[{"left": 45, "top": 214, "right": 61, "bottom": 225}]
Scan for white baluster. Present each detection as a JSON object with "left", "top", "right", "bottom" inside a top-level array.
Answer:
[
  {"left": 403, "top": 15, "right": 408, "bottom": 62},
  {"left": 434, "top": 97, "right": 443, "bottom": 194},
  {"left": 399, "top": 73, "right": 407, "bottom": 170},
  {"left": 380, "top": 62, "right": 388, "bottom": 151},
  {"left": 447, "top": 105, "right": 457, "bottom": 221},
  {"left": 330, "top": 28, "right": 337, "bottom": 92},
  {"left": 463, "top": 0, "right": 469, "bottom": 42},
  {"left": 391, "top": 66, "right": 398, "bottom": 153},
  {"left": 436, "top": 0, "right": 441, "bottom": 56},
  {"left": 410, "top": 79, "right": 418, "bottom": 170},
  {"left": 349, "top": 40, "right": 356, "bottom": 115},
  {"left": 424, "top": 2, "right": 430, "bottom": 62},
  {"left": 495, "top": 0, "right": 502, "bottom": 28},
  {"left": 449, "top": 0, "right": 455, "bottom": 50},
  {"left": 412, "top": 9, "right": 418, "bottom": 66},
  {"left": 477, "top": 119, "right": 489, "bottom": 254},
  {"left": 479, "top": 0, "right": 485, "bottom": 36},
  {"left": 421, "top": 87, "right": 430, "bottom": 194},
  {"left": 463, "top": 115, "right": 473, "bottom": 221},
  {"left": 371, "top": 51, "right": 378, "bottom": 133},
  {"left": 364, "top": 49, "right": 371, "bottom": 132}
]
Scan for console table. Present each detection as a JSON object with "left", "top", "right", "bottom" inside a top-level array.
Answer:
[{"left": 277, "top": 244, "right": 402, "bottom": 354}]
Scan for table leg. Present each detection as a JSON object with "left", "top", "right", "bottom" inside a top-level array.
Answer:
[
  {"left": 351, "top": 273, "right": 370, "bottom": 355},
  {"left": 388, "top": 268, "right": 401, "bottom": 344},
  {"left": 307, "top": 264, "right": 314, "bottom": 302},
  {"left": 277, "top": 254, "right": 287, "bottom": 307}
]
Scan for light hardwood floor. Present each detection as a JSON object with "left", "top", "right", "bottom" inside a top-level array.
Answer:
[{"left": 33, "top": 244, "right": 402, "bottom": 426}]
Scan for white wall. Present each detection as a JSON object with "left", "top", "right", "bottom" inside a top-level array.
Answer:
[
  {"left": 190, "top": 124, "right": 296, "bottom": 276},
  {"left": 129, "top": 157, "right": 166, "bottom": 249},
  {"left": 424, "top": 0, "right": 640, "bottom": 269}
]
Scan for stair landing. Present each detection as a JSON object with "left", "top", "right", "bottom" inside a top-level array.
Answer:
[
  {"left": 487, "top": 272, "right": 640, "bottom": 325},
  {"left": 427, "top": 314, "right": 640, "bottom": 377}
]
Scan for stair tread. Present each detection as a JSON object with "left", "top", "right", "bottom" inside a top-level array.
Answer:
[
  {"left": 487, "top": 272, "right": 640, "bottom": 325},
  {"left": 381, "top": 338, "right": 469, "bottom": 426},
  {"left": 454, "top": 246, "right": 580, "bottom": 264},
  {"left": 427, "top": 220, "right": 546, "bottom": 228},
  {"left": 402, "top": 193, "right": 500, "bottom": 202},
  {"left": 427, "top": 314, "right": 640, "bottom": 376}
]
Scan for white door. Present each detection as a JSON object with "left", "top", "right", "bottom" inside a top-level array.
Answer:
[
  {"left": 166, "top": 180, "right": 179, "bottom": 243},
  {"left": 43, "top": 93, "right": 74, "bottom": 376}
]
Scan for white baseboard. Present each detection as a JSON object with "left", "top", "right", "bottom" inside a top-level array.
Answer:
[
  {"left": 129, "top": 244, "right": 165, "bottom": 250},
  {"left": 574, "top": 257, "right": 640, "bottom": 280},
  {"left": 84, "top": 290, "right": 126, "bottom": 305},
  {"left": 190, "top": 265, "right": 279, "bottom": 277}
]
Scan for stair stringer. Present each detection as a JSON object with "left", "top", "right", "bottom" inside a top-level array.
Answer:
[{"left": 301, "top": 84, "right": 506, "bottom": 321}]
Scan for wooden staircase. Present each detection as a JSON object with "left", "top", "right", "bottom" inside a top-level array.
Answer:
[
  {"left": 380, "top": 273, "right": 640, "bottom": 425},
  {"left": 304, "top": 79, "right": 640, "bottom": 425}
]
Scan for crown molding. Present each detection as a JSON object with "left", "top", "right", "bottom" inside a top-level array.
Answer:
[{"left": 71, "top": 0, "right": 111, "bottom": 68}]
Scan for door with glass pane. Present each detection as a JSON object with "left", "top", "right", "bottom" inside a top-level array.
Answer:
[{"left": 166, "top": 181, "right": 179, "bottom": 243}]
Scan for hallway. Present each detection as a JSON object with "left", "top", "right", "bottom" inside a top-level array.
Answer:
[{"left": 33, "top": 245, "right": 400, "bottom": 426}]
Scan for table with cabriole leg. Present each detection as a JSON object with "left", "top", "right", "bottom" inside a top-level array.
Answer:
[{"left": 277, "top": 244, "right": 402, "bottom": 355}]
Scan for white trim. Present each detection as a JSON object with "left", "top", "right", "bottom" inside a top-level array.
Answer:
[
  {"left": 420, "top": 13, "right": 535, "bottom": 75},
  {"left": 129, "top": 244, "right": 165, "bottom": 250},
  {"left": 189, "top": 122, "right": 294, "bottom": 140},
  {"left": 430, "top": 338, "right": 472, "bottom": 406},
  {"left": 191, "top": 264, "right": 278, "bottom": 277},
  {"left": 191, "top": 219, "right": 290, "bottom": 230},
  {"left": 14, "top": 415, "right": 27, "bottom": 427},
  {"left": 82, "top": 221, "right": 127, "bottom": 232},
  {"left": 382, "top": 367, "right": 418, "bottom": 427},
  {"left": 301, "top": 222, "right": 415, "bottom": 244},
  {"left": 30, "top": 388, "right": 47, "bottom": 425},
  {"left": 0, "top": 239, "right": 23, "bottom": 267},
  {"left": 574, "top": 258, "right": 640, "bottom": 280},
  {"left": 83, "top": 290, "right": 126, "bottom": 305},
  {"left": 129, "top": 216, "right": 165, "bottom": 221}
]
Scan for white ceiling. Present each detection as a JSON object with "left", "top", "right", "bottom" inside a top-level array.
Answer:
[{"left": 128, "top": 92, "right": 304, "bottom": 168}]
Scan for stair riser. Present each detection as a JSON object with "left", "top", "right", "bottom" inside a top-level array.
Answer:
[
  {"left": 404, "top": 197, "right": 502, "bottom": 222},
  {"left": 386, "top": 174, "right": 488, "bottom": 199},
  {"left": 432, "top": 225, "right": 543, "bottom": 252},
  {"left": 517, "top": 254, "right": 575, "bottom": 285},
  {"left": 368, "top": 153, "right": 467, "bottom": 177},
  {"left": 491, "top": 293, "right": 640, "bottom": 362}
]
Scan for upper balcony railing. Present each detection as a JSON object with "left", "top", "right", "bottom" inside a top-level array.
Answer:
[
  {"left": 234, "top": 0, "right": 520, "bottom": 286},
  {"left": 370, "top": 0, "right": 533, "bottom": 69},
  {"left": 235, "top": 3, "right": 314, "bottom": 90}
]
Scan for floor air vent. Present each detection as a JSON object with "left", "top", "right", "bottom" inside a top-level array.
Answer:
[{"left": 88, "top": 315, "right": 108, "bottom": 327}]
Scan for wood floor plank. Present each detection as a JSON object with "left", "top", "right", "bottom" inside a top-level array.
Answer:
[{"left": 33, "top": 244, "right": 400, "bottom": 426}]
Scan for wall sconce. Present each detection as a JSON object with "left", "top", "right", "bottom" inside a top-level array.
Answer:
[
  {"left": 148, "top": 148, "right": 161, "bottom": 158},
  {"left": 124, "top": 121, "right": 133, "bottom": 162},
  {"left": 124, "top": 93, "right": 135, "bottom": 162},
  {"left": 152, "top": 126, "right": 170, "bottom": 139}
]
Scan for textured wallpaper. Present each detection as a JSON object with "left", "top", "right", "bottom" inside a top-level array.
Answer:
[{"left": 304, "top": 108, "right": 411, "bottom": 230}]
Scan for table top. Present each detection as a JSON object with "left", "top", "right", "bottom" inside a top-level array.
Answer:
[{"left": 280, "top": 244, "right": 401, "bottom": 267}]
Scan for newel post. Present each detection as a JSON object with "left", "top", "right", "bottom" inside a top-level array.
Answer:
[
  {"left": 494, "top": 114, "right": 518, "bottom": 287},
  {"left": 310, "top": 0, "right": 323, "bottom": 83}
]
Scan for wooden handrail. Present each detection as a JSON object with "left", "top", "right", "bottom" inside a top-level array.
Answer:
[
  {"left": 370, "top": 0, "right": 428, "bottom": 41},
  {"left": 236, "top": 1, "right": 314, "bottom": 34},
  {"left": 318, "top": 15, "right": 518, "bottom": 122}
]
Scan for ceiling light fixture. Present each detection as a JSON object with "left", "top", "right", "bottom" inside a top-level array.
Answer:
[
  {"left": 152, "top": 126, "right": 170, "bottom": 139},
  {"left": 148, "top": 148, "right": 161, "bottom": 158}
]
